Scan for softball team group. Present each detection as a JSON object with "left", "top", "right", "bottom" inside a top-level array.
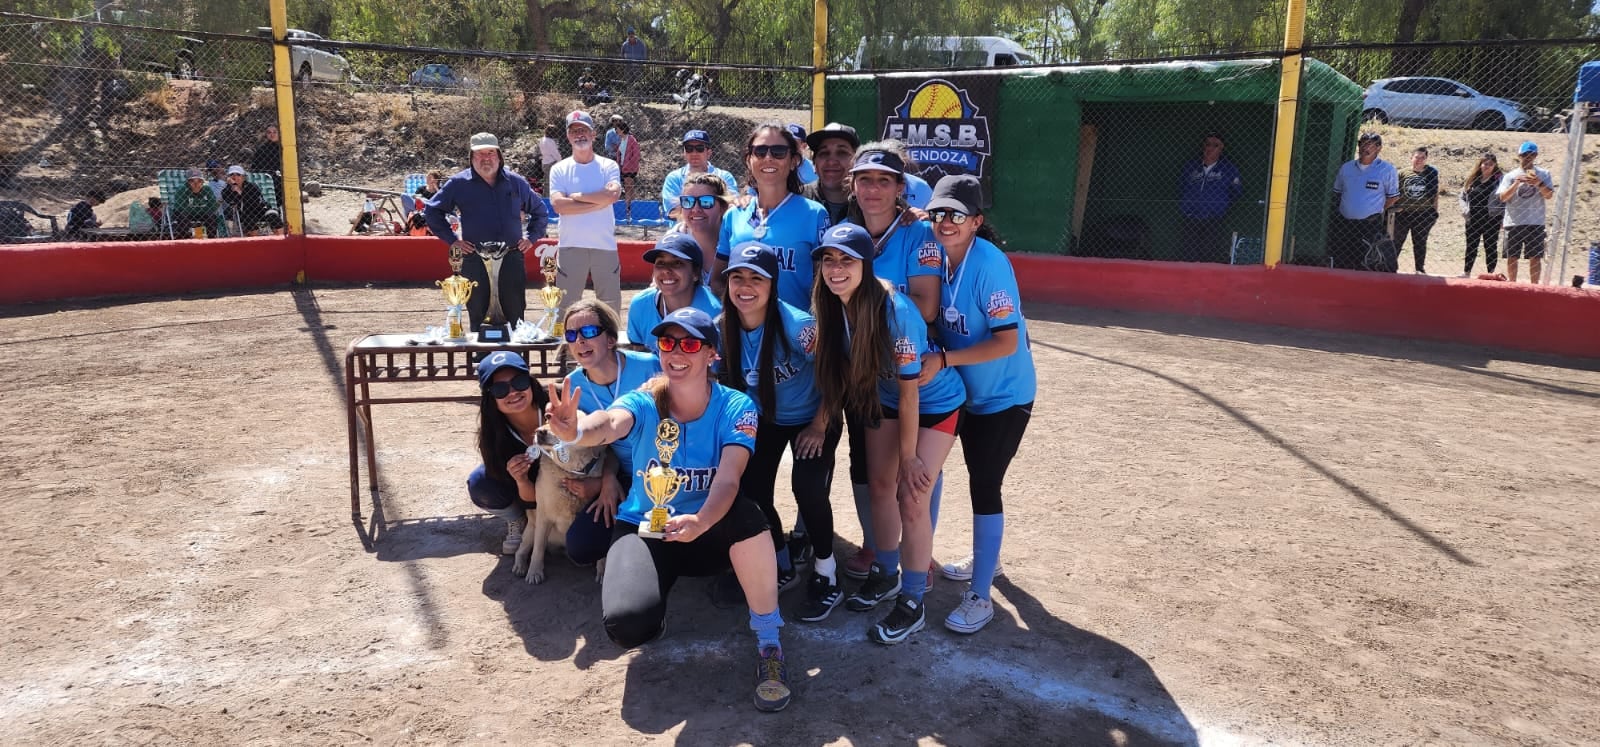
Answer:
[{"left": 468, "top": 122, "right": 1035, "bottom": 713}]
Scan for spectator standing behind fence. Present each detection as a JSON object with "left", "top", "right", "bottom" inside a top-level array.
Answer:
[
  {"left": 1497, "top": 141, "right": 1556, "bottom": 285},
  {"left": 616, "top": 121, "right": 641, "bottom": 212},
  {"left": 221, "top": 165, "right": 285, "bottom": 236},
  {"left": 64, "top": 189, "right": 104, "bottom": 240},
  {"left": 1177, "top": 132, "right": 1242, "bottom": 264},
  {"left": 424, "top": 133, "right": 550, "bottom": 331},
  {"left": 249, "top": 125, "right": 284, "bottom": 209},
  {"left": 549, "top": 111, "right": 624, "bottom": 316},
  {"left": 539, "top": 125, "right": 562, "bottom": 186},
  {"left": 799, "top": 123, "right": 860, "bottom": 225},
  {"left": 604, "top": 115, "right": 624, "bottom": 162},
  {"left": 662, "top": 130, "right": 740, "bottom": 214},
  {"left": 172, "top": 169, "right": 221, "bottom": 237},
  {"left": 621, "top": 28, "right": 647, "bottom": 91},
  {"left": 1327, "top": 132, "right": 1398, "bottom": 271},
  {"left": 1459, "top": 153, "right": 1505, "bottom": 277},
  {"left": 1392, "top": 148, "right": 1439, "bottom": 275}
]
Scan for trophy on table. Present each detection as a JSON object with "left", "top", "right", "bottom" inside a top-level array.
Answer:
[
  {"left": 475, "top": 241, "right": 514, "bottom": 343},
  {"left": 526, "top": 254, "right": 566, "bottom": 342},
  {"left": 436, "top": 247, "right": 476, "bottom": 342},
  {"left": 636, "top": 419, "right": 684, "bottom": 538}
]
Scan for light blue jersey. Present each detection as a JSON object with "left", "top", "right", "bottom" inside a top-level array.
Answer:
[
  {"left": 610, "top": 383, "right": 759, "bottom": 525},
  {"left": 660, "top": 165, "right": 740, "bottom": 214},
  {"left": 797, "top": 158, "right": 818, "bottom": 185},
  {"left": 727, "top": 301, "right": 821, "bottom": 426},
  {"left": 627, "top": 285, "right": 723, "bottom": 347},
  {"left": 936, "top": 238, "right": 1036, "bottom": 415},
  {"left": 880, "top": 291, "right": 966, "bottom": 414},
  {"left": 844, "top": 217, "right": 942, "bottom": 294},
  {"left": 565, "top": 350, "right": 661, "bottom": 470},
  {"left": 903, "top": 173, "right": 933, "bottom": 209},
  {"left": 718, "top": 194, "right": 829, "bottom": 311}
]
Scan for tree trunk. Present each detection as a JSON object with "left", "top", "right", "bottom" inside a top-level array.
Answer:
[{"left": 1388, "top": 0, "right": 1433, "bottom": 77}]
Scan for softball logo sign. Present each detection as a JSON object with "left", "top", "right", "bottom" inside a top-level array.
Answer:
[{"left": 882, "top": 78, "right": 993, "bottom": 180}]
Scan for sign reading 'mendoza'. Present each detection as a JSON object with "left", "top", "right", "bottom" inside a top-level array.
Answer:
[{"left": 878, "top": 77, "right": 996, "bottom": 182}]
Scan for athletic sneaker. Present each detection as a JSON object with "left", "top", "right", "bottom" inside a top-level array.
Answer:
[
  {"left": 776, "top": 565, "right": 803, "bottom": 595},
  {"left": 846, "top": 563, "right": 901, "bottom": 611},
  {"left": 788, "top": 532, "right": 814, "bottom": 570},
  {"left": 944, "top": 589, "right": 995, "bottom": 634},
  {"left": 796, "top": 571, "right": 843, "bottom": 622},
  {"left": 843, "top": 548, "right": 876, "bottom": 580},
  {"left": 940, "top": 555, "right": 1004, "bottom": 582},
  {"left": 753, "top": 646, "right": 791, "bottom": 712},
  {"left": 869, "top": 596, "right": 926, "bottom": 645},
  {"left": 502, "top": 515, "right": 527, "bottom": 555}
]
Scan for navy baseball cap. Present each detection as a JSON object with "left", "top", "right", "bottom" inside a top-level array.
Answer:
[
  {"left": 476, "top": 350, "right": 529, "bottom": 388},
  {"left": 785, "top": 123, "right": 807, "bottom": 141},
  {"left": 650, "top": 307, "right": 720, "bottom": 350},
  {"left": 851, "top": 149, "right": 906, "bottom": 176},
  {"left": 812, "top": 223, "right": 873, "bottom": 261},
  {"left": 642, "top": 232, "right": 704, "bottom": 269},
  {"left": 805, "top": 122, "right": 859, "bottom": 151},
  {"left": 682, "top": 129, "right": 710, "bottom": 145},
  {"left": 724, "top": 241, "right": 780, "bottom": 279},
  {"left": 205, "top": 159, "right": 221, "bottom": 168}
]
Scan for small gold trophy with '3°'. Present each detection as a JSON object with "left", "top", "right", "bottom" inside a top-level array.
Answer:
[
  {"left": 436, "top": 248, "right": 476, "bottom": 342},
  {"left": 637, "top": 419, "right": 684, "bottom": 538},
  {"left": 534, "top": 254, "right": 566, "bottom": 340}
]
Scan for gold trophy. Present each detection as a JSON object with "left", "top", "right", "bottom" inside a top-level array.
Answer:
[
  {"left": 636, "top": 419, "right": 684, "bottom": 538},
  {"left": 530, "top": 255, "right": 566, "bottom": 341},
  {"left": 436, "top": 248, "right": 476, "bottom": 342}
]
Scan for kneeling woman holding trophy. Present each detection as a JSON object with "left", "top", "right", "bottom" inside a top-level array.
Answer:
[{"left": 543, "top": 307, "right": 792, "bottom": 713}]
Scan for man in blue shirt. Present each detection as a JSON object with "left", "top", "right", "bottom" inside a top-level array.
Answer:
[
  {"left": 621, "top": 28, "right": 647, "bottom": 92},
  {"left": 1327, "top": 131, "right": 1399, "bottom": 271},
  {"left": 1177, "top": 132, "right": 1244, "bottom": 264},
  {"left": 424, "top": 132, "right": 550, "bottom": 330},
  {"left": 661, "top": 130, "right": 740, "bottom": 214}
]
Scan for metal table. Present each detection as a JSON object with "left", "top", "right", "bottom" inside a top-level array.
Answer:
[{"left": 343, "top": 334, "right": 563, "bottom": 520}]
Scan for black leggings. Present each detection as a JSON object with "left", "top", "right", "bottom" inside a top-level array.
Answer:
[
  {"left": 600, "top": 498, "right": 769, "bottom": 648},
  {"left": 742, "top": 419, "right": 842, "bottom": 559},
  {"left": 958, "top": 403, "right": 1033, "bottom": 515},
  {"left": 1464, "top": 210, "right": 1500, "bottom": 274},
  {"left": 846, "top": 412, "right": 868, "bottom": 485}
]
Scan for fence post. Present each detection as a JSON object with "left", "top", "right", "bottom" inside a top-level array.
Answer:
[
  {"left": 1264, "top": 0, "right": 1307, "bottom": 268},
  {"left": 268, "top": 0, "right": 305, "bottom": 236},
  {"left": 810, "top": 0, "right": 828, "bottom": 131}
]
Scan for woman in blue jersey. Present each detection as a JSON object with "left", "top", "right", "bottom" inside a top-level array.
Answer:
[
  {"left": 545, "top": 307, "right": 792, "bottom": 713},
  {"left": 672, "top": 173, "right": 733, "bottom": 282},
  {"left": 812, "top": 223, "right": 966, "bottom": 645},
  {"left": 627, "top": 233, "right": 722, "bottom": 348},
  {"left": 559, "top": 299, "right": 661, "bottom": 529},
  {"left": 467, "top": 351, "right": 551, "bottom": 558},
  {"left": 719, "top": 241, "right": 844, "bottom": 622},
  {"left": 917, "top": 175, "right": 1036, "bottom": 635},
  {"left": 711, "top": 123, "right": 829, "bottom": 309}
]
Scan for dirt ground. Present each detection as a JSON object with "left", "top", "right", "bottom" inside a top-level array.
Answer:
[{"left": 1, "top": 285, "right": 1598, "bottom": 745}]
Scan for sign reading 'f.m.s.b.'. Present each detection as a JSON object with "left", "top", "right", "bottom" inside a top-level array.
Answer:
[{"left": 878, "top": 77, "right": 996, "bottom": 182}]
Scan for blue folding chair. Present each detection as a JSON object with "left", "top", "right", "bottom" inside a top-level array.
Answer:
[
  {"left": 628, "top": 200, "right": 672, "bottom": 236},
  {"left": 543, "top": 197, "right": 558, "bottom": 224}
]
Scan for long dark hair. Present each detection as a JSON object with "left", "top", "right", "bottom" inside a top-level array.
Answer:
[
  {"left": 477, "top": 372, "right": 550, "bottom": 482},
  {"left": 718, "top": 280, "right": 792, "bottom": 421},
  {"left": 746, "top": 123, "right": 804, "bottom": 196},
  {"left": 1464, "top": 154, "right": 1503, "bottom": 190},
  {"left": 812, "top": 250, "right": 894, "bottom": 424}
]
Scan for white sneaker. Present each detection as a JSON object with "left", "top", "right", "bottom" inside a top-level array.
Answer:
[
  {"left": 502, "top": 516, "right": 527, "bottom": 555},
  {"left": 944, "top": 590, "right": 995, "bottom": 634},
  {"left": 1456, "top": 272, "right": 1471, "bottom": 279},
  {"left": 940, "top": 555, "right": 1003, "bottom": 582}
]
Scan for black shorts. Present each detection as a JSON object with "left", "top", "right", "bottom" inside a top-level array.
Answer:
[
  {"left": 609, "top": 496, "right": 769, "bottom": 577},
  {"left": 1503, "top": 225, "right": 1545, "bottom": 259},
  {"left": 879, "top": 405, "right": 964, "bottom": 435}
]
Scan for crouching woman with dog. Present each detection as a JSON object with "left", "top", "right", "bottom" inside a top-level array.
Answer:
[{"left": 544, "top": 307, "right": 793, "bottom": 713}]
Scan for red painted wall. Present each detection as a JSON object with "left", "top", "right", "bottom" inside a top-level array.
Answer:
[
  {"left": 301, "top": 236, "right": 656, "bottom": 284},
  {"left": 0, "top": 237, "right": 302, "bottom": 303}
]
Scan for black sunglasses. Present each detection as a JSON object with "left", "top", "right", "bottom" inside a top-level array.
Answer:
[
  {"left": 656, "top": 336, "right": 706, "bottom": 354},
  {"left": 485, "top": 372, "right": 532, "bottom": 399},
  {"left": 679, "top": 194, "right": 720, "bottom": 210},
  {"left": 563, "top": 324, "right": 606, "bottom": 343},
  {"left": 683, "top": 144, "right": 709, "bottom": 153},
  {"left": 929, "top": 209, "right": 971, "bottom": 225},
  {"left": 749, "top": 144, "right": 792, "bottom": 160}
]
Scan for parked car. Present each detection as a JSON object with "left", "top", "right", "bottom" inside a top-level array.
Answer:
[
  {"left": 1362, "top": 77, "right": 1544, "bottom": 131},
  {"left": 409, "top": 63, "right": 470, "bottom": 89},
  {"left": 843, "top": 36, "right": 1035, "bottom": 71},
  {"left": 255, "top": 28, "right": 357, "bottom": 83},
  {"left": 105, "top": 9, "right": 203, "bottom": 79}
]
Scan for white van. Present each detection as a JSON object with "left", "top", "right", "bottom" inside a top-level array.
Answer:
[{"left": 847, "top": 36, "right": 1035, "bottom": 71}]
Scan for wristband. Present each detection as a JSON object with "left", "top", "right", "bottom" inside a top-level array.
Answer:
[
  {"left": 573, "top": 422, "right": 587, "bottom": 443},
  {"left": 940, "top": 350, "right": 949, "bottom": 369}
]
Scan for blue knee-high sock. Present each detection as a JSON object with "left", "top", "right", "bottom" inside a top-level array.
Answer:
[
  {"left": 749, "top": 608, "right": 784, "bottom": 652},
  {"left": 902, "top": 570, "right": 929, "bottom": 603},
  {"left": 929, "top": 473, "right": 944, "bottom": 533},
  {"left": 776, "top": 547, "right": 793, "bottom": 573},
  {"left": 876, "top": 547, "right": 901, "bottom": 578},
  {"left": 970, "top": 513, "right": 1005, "bottom": 599},
  {"left": 854, "top": 483, "right": 875, "bottom": 553}
]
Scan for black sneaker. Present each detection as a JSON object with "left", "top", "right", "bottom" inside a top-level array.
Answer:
[
  {"left": 796, "top": 571, "right": 843, "bottom": 622},
  {"left": 868, "top": 596, "right": 926, "bottom": 645},
  {"left": 753, "top": 646, "right": 792, "bottom": 712},
  {"left": 845, "top": 562, "right": 901, "bottom": 611},
  {"left": 776, "top": 564, "right": 803, "bottom": 595},
  {"left": 787, "top": 532, "right": 814, "bottom": 570}
]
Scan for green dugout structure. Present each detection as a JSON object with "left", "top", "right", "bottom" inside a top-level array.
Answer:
[{"left": 826, "top": 59, "right": 1363, "bottom": 265}]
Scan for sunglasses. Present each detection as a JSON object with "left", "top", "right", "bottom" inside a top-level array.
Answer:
[
  {"left": 563, "top": 324, "right": 606, "bottom": 343},
  {"left": 748, "top": 144, "right": 792, "bottom": 160},
  {"left": 485, "top": 372, "right": 532, "bottom": 399},
  {"left": 679, "top": 194, "right": 720, "bottom": 210},
  {"left": 656, "top": 336, "right": 706, "bottom": 354},
  {"left": 929, "top": 210, "right": 971, "bottom": 225},
  {"left": 683, "top": 144, "right": 709, "bottom": 153}
]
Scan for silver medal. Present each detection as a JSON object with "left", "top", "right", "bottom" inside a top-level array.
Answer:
[
  {"left": 745, "top": 368, "right": 760, "bottom": 387},
  {"left": 943, "top": 306, "right": 960, "bottom": 324},
  {"left": 753, "top": 225, "right": 768, "bottom": 240}
]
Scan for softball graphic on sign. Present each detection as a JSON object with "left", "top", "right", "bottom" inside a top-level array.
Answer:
[{"left": 883, "top": 78, "right": 993, "bottom": 181}]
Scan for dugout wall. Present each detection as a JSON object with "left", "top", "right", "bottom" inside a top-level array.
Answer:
[{"left": 825, "top": 59, "right": 1363, "bottom": 264}]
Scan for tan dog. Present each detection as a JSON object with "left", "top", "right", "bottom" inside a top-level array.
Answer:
[{"left": 513, "top": 425, "right": 613, "bottom": 584}]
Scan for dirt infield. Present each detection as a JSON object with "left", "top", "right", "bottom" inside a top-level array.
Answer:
[{"left": 2, "top": 285, "right": 1597, "bottom": 745}]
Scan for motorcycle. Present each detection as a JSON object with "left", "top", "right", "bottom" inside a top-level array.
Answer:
[{"left": 672, "top": 68, "right": 712, "bottom": 111}]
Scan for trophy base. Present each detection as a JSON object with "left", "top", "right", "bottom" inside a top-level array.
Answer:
[{"left": 636, "top": 525, "right": 666, "bottom": 539}]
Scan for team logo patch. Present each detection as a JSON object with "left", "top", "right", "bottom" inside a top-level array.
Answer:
[
  {"left": 893, "top": 336, "right": 918, "bottom": 367},
  {"left": 733, "top": 409, "right": 760, "bottom": 440},
  {"left": 917, "top": 242, "right": 942, "bottom": 269},
  {"left": 797, "top": 322, "right": 818, "bottom": 355},
  {"left": 883, "top": 79, "right": 993, "bottom": 181},
  {"left": 986, "top": 290, "right": 1015, "bottom": 320}
]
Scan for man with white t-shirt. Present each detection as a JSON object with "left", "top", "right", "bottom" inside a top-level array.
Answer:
[{"left": 548, "top": 110, "right": 623, "bottom": 317}]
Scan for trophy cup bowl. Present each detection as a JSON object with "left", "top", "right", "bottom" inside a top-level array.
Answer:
[
  {"left": 436, "top": 273, "right": 476, "bottom": 342},
  {"left": 533, "top": 255, "right": 566, "bottom": 341},
  {"left": 637, "top": 464, "right": 682, "bottom": 538}
]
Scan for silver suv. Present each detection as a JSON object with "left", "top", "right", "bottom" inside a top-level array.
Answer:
[
  {"left": 1362, "top": 77, "right": 1535, "bottom": 131},
  {"left": 256, "top": 28, "right": 357, "bottom": 83}
]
